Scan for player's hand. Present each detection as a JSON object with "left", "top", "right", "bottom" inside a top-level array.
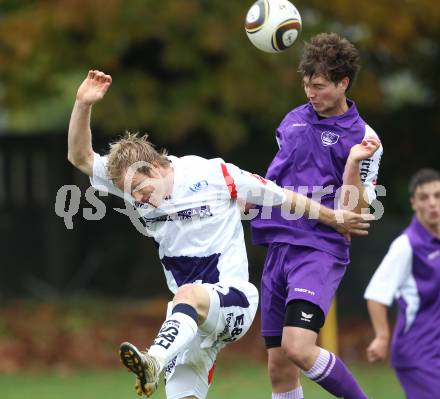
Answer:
[
  {"left": 332, "top": 210, "right": 375, "bottom": 236},
  {"left": 366, "top": 336, "right": 388, "bottom": 363},
  {"left": 76, "top": 70, "right": 112, "bottom": 105},
  {"left": 348, "top": 138, "right": 381, "bottom": 163}
]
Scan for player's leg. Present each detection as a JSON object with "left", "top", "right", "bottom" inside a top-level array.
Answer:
[
  {"left": 267, "top": 343, "right": 303, "bottom": 399},
  {"left": 261, "top": 243, "right": 304, "bottom": 398},
  {"left": 282, "top": 323, "right": 368, "bottom": 399},
  {"left": 120, "top": 283, "right": 210, "bottom": 397},
  {"left": 165, "top": 281, "right": 258, "bottom": 399},
  {"left": 282, "top": 245, "right": 368, "bottom": 398},
  {"left": 164, "top": 337, "right": 217, "bottom": 399},
  {"left": 147, "top": 283, "right": 210, "bottom": 367}
]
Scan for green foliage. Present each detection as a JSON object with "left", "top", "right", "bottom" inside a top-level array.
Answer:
[
  {"left": 1, "top": 0, "right": 439, "bottom": 184},
  {"left": 0, "top": 0, "right": 302, "bottom": 149}
]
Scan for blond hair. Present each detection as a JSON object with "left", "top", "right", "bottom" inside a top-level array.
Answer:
[{"left": 106, "top": 132, "right": 170, "bottom": 183}]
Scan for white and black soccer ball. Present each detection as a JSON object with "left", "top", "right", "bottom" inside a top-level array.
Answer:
[{"left": 245, "top": 0, "right": 302, "bottom": 53}]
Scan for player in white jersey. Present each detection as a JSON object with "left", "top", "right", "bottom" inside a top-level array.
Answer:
[{"left": 68, "top": 70, "right": 374, "bottom": 399}]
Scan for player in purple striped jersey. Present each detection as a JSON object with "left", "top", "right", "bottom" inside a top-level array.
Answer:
[
  {"left": 251, "top": 33, "right": 383, "bottom": 399},
  {"left": 365, "top": 169, "right": 440, "bottom": 399},
  {"left": 67, "top": 70, "right": 373, "bottom": 399}
]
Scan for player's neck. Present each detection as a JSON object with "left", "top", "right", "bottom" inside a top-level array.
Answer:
[
  {"left": 419, "top": 219, "right": 440, "bottom": 239},
  {"left": 432, "top": 224, "right": 440, "bottom": 240}
]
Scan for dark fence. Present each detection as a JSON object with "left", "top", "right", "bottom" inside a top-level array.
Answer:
[
  {"left": 0, "top": 134, "right": 409, "bottom": 317},
  {"left": 0, "top": 134, "right": 168, "bottom": 299}
]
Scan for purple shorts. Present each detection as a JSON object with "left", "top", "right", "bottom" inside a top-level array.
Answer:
[
  {"left": 261, "top": 243, "right": 348, "bottom": 337},
  {"left": 396, "top": 366, "right": 440, "bottom": 399}
]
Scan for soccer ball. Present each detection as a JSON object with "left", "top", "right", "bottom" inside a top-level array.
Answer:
[{"left": 245, "top": 0, "right": 302, "bottom": 53}]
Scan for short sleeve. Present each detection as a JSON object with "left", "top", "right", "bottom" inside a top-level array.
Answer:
[
  {"left": 360, "top": 125, "right": 383, "bottom": 204},
  {"left": 220, "top": 162, "right": 286, "bottom": 206},
  {"left": 364, "top": 234, "right": 412, "bottom": 306},
  {"left": 90, "top": 153, "right": 131, "bottom": 201}
]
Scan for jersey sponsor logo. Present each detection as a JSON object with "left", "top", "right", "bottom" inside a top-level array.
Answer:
[
  {"left": 300, "top": 312, "right": 314, "bottom": 322},
  {"left": 189, "top": 180, "right": 209, "bottom": 192},
  {"left": 321, "top": 131, "right": 339, "bottom": 146},
  {"left": 164, "top": 355, "right": 178, "bottom": 380},
  {"left": 154, "top": 319, "right": 180, "bottom": 350},
  {"left": 360, "top": 158, "right": 373, "bottom": 183},
  {"left": 142, "top": 205, "right": 213, "bottom": 223},
  {"left": 292, "top": 123, "right": 307, "bottom": 127},
  {"left": 219, "top": 312, "right": 245, "bottom": 343},
  {"left": 294, "top": 287, "right": 315, "bottom": 296}
]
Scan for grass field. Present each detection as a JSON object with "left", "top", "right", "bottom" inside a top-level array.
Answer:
[{"left": 1, "top": 358, "right": 404, "bottom": 399}]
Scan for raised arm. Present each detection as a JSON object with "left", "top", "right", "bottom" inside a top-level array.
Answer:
[
  {"left": 67, "top": 70, "right": 112, "bottom": 176},
  {"left": 341, "top": 137, "right": 381, "bottom": 213}
]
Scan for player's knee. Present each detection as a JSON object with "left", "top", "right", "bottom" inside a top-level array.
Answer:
[
  {"left": 281, "top": 340, "right": 311, "bottom": 369},
  {"left": 174, "top": 284, "right": 198, "bottom": 306},
  {"left": 268, "top": 358, "right": 288, "bottom": 384},
  {"left": 173, "top": 284, "right": 209, "bottom": 319}
]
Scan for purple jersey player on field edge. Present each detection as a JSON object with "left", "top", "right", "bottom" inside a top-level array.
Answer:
[
  {"left": 251, "top": 33, "right": 383, "bottom": 399},
  {"left": 365, "top": 169, "right": 440, "bottom": 399}
]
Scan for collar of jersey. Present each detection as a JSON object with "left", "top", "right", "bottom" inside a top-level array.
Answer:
[
  {"left": 410, "top": 215, "right": 439, "bottom": 244},
  {"left": 167, "top": 155, "right": 184, "bottom": 200},
  {"left": 304, "top": 99, "right": 360, "bottom": 129}
]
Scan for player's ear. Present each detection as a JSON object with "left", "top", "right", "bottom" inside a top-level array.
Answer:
[
  {"left": 339, "top": 77, "right": 350, "bottom": 91},
  {"left": 410, "top": 196, "right": 416, "bottom": 212},
  {"left": 148, "top": 161, "right": 162, "bottom": 177}
]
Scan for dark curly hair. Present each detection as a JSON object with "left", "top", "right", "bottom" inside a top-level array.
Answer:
[{"left": 298, "top": 33, "right": 360, "bottom": 91}]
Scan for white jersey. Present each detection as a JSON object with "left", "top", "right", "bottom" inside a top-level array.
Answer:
[
  {"left": 90, "top": 154, "right": 286, "bottom": 293},
  {"left": 361, "top": 125, "right": 383, "bottom": 205},
  {"left": 364, "top": 234, "right": 413, "bottom": 307},
  {"left": 364, "top": 234, "right": 421, "bottom": 332}
]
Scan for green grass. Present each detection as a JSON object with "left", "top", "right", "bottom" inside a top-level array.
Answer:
[{"left": 1, "top": 359, "right": 404, "bottom": 399}]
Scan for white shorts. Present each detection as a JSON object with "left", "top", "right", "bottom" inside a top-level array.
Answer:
[{"left": 164, "top": 280, "right": 258, "bottom": 399}]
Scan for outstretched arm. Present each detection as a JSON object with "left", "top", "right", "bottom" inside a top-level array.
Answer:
[
  {"left": 221, "top": 162, "right": 373, "bottom": 236},
  {"left": 282, "top": 188, "right": 374, "bottom": 237},
  {"left": 67, "top": 70, "right": 112, "bottom": 176}
]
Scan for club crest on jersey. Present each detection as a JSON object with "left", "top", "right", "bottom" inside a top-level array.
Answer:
[
  {"left": 189, "top": 180, "right": 209, "bottom": 192},
  {"left": 321, "top": 131, "right": 339, "bottom": 146}
]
